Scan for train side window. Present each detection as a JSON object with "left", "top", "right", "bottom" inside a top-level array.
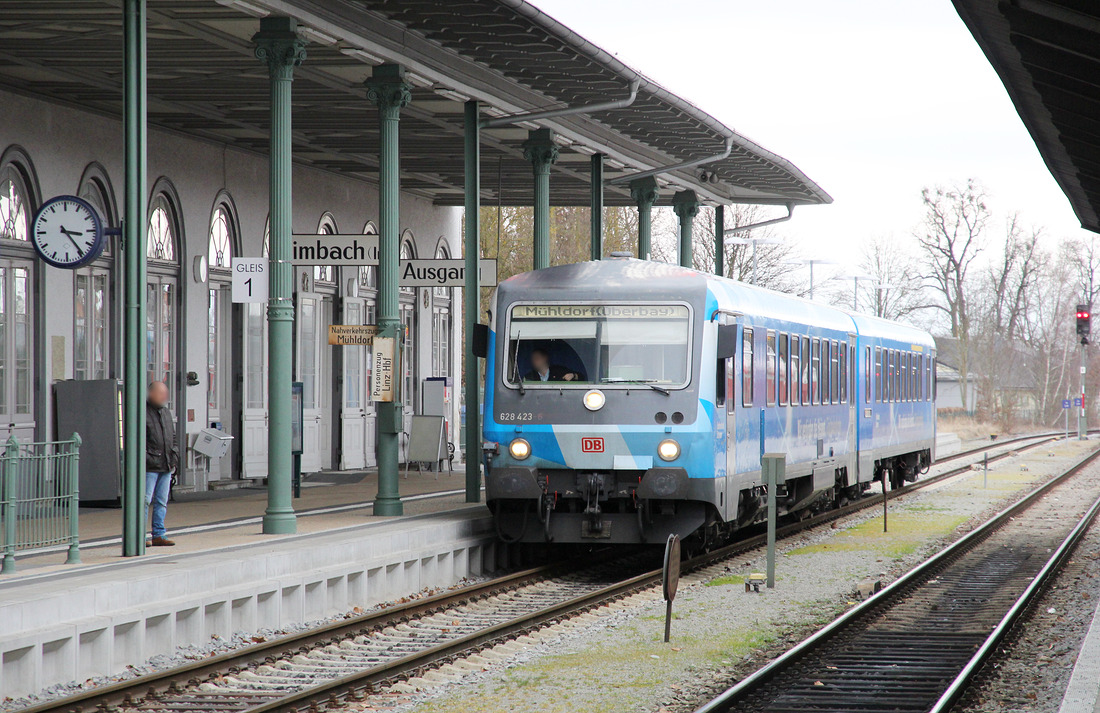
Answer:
[
  {"left": 887, "top": 350, "right": 894, "bottom": 402},
  {"left": 902, "top": 352, "right": 908, "bottom": 402},
  {"left": 932, "top": 357, "right": 937, "bottom": 401},
  {"left": 831, "top": 340, "right": 840, "bottom": 403},
  {"left": 778, "top": 333, "right": 789, "bottom": 406},
  {"left": 801, "top": 336, "right": 810, "bottom": 405},
  {"left": 865, "top": 346, "right": 871, "bottom": 403},
  {"left": 766, "top": 332, "right": 777, "bottom": 406},
  {"left": 875, "top": 346, "right": 882, "bottom": 402},
  {"left": 917, "top": 355, "right": 923, "bottom": 400},
  {"left": 742, "top": 328, "right": 754, "bottom": 407},
  {"left": 716, "top": 356, "right": 726, "bottom": 407},
  {"left": 910, "top": 353, "right": 917, "bottom": 401},
  {"left": 790, "top": 335, "right": 801, "bottom": 406},
  {"left": 839, "top": 342, "right": 847, "bottom": 404},
  {"left": 811, "top": 338, "right": 821, "bottom": 404},
  {"left": 820, "top": 339, "right": 830, "bottom": 404},
  {"left": 896, "top": 351, "right": 903, "bottom": 402}
]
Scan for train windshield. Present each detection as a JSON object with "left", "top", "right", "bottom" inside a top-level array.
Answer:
[{"left": 505, "top": 303, "right": 692, "bottom": 388}]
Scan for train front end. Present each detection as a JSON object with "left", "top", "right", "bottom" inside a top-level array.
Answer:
[{"left": 483, "top": 259, "right": 719, "bottom": 545}]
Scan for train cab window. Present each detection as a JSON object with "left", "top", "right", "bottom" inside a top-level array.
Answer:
[
  {"left": 505, "top": 303, "right": 691, "bottom": 388},
  {"left": 778, "top": 333, "right": 789, "bottom": 406},
  {"left": 839, "top": 343, "right": 847, "bottom": 404},
  {"left": 801, "top": 336, "right": 811, "bottom": 405},
  {"left": 875, "top": 347, "right": 882, "bottom": 402},
  {"left": 811, "top": 338, "right": 821, "bottom": 404},
  {"left": 742, "top": 328, "right": 754, "bottom": 407},
  {"left": 766, "top": 332, "right": 777, "bottom": 406}
]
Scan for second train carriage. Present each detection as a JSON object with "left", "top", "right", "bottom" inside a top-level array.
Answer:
[{"left": 482, "top": 256, "right": 936, "bottom": 545}]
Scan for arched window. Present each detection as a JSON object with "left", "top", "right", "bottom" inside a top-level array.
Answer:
[
  {"left": 359, "top": 221, "right": 378, "bottom": 290},
  {"left": 74, "top": 164, "right": 117, "bottom": 381},
  {"left": 314, "top": 214, "right": 337, "bottom": 283},
  {"left": 0, "top": 162, "right": 29, "bottom": 242},
  {"left": 432, "top": 240, "right": 452, "bottom": 377},
  {"left": 400, "top": 230, "right": 417, "bottom": 295},
  {"left": 77, "top": 163, "right": 118, "bottom": 235},
  {"left": 147, "top": 195, "right": 177, "bottom": 261},
  {"left": 208, "top": 205, "right": 233, "bottom": 269}
]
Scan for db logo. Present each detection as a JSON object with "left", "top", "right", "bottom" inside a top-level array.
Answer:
[{"left": 580, "top": 437, "right": 604, "bottom": 453}]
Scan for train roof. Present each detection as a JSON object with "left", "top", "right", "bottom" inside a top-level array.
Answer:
[{"left": 494, "top": 258, "right": 934, "bottom": 349}]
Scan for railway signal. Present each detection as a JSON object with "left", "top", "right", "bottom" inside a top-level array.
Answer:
[{"left": 1077, "top": 303, "right": 1091, "bottom": 344}]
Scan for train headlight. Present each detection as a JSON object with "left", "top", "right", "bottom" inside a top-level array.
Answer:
[
  {"left": 657, "top": 438, "right": 681, "bottom": 462},
  {"left": 582, "top": 389, "right": 606, "bottom": 411},
  {"left": 508, "top": 438, "right": 531, "bottom": 460}
]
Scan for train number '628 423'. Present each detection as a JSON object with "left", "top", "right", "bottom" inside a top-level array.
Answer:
[{"left": 497, "top": 412, "right": 533, "bottom": 422}]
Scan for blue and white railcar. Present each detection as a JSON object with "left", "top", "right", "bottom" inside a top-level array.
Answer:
[{"left": 482, "top": 257, "right": 935, "bottom": 545}]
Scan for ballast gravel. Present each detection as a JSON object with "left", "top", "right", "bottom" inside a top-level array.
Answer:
[{"left": 384, "top": 439, "right": 1099, "bottom": 713}]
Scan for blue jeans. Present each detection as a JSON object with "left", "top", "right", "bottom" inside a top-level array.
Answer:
[{"left": 145, "top": 471, "right": 172, "bottom": 538}]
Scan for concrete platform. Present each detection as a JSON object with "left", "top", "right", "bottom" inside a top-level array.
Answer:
[
  {"left": 1060, "top": 594, "right": 1100, "bottom": 712},
  {"left": 0, "top": 470, "right": 507, "bottom": 699}
]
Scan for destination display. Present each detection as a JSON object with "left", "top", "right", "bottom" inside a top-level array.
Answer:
[{"left": 511, "top": 304, "right": 689, "bottom": 319}]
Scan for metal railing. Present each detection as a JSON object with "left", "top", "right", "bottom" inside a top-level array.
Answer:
[{"left": 1, "top": 434, "right": 81, "bottom": 573}]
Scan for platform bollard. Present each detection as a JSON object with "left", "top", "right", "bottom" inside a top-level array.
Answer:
[
  {"left": 2, "top": 436, "right": 18, "bottom": 574},
  {"left": 66, "top": 434, "right": 82, "bottom": 565},
  {"left": 762, "top": 453, "right": 786, "bottom": 589}
]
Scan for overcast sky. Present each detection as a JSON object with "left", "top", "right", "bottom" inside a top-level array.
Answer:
[{"left": 532, "top": 0, "right": 1094, "bottom": 281}]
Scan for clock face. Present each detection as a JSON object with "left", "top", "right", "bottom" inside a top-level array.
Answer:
[{"left": 31, "top": 195, "right": 105, "bottom": 269}]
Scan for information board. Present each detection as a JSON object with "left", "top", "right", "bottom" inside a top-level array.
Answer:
[
  {"left": 328, "top": 324, "right": 379, "bottom": 346},
  {"left": 370, "top": 336, "right": 396, "bottom": 402}
]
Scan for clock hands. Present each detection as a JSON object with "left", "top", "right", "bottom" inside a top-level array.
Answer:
[{"left": 58, "top": 225, "right": 86, "bottom": 255}]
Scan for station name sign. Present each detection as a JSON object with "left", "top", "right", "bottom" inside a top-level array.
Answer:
[{"left": 290, "top": 234, "right": 497, "bottom": 287}]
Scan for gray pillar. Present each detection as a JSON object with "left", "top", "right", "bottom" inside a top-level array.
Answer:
[
  {"left": 672, "top": 189, "right": 700, "bottom": 269},
  {"left": 464, "top": 100, "right": 481, "bottom": 502},
  {"left": 522, "top": 128, "right": 559, "bottom": 270},
  {"left": 630, "top": 176, "right": 659, "bottom": 260},
  {"left": 366, "top": 64, "right": 412, "bottom": 516},
  {"left": 714, "top": 205, "right": 725, "bottom": 276},
  {"left": 590, "top": 153, "right": 604, "bottom": 261}
]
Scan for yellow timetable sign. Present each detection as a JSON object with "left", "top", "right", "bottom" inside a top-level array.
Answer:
[{"left": 328, "top": 324, "right": 379, "bottom": 346}]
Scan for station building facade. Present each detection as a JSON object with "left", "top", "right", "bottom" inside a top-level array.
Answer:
[{"left": 1, "top": 88, "right": 461, "bottom": 490}]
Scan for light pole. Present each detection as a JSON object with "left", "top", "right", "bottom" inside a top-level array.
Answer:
[
  {"left": 727, "top": 235, "right": 783, "bottom": 285},
  {"left": 785, "top": 258, "right": 835, "bottom": 301}
]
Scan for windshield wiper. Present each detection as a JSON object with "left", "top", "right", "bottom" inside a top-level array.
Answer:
[
  {"left": 511, "top": 331, "right": 525, "bottom": 396},
  {"left": 602, "top": 378, "right": 671, "bottom": 396}
]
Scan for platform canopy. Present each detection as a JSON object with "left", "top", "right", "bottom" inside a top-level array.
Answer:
[
  {"left": 0, "top": 0, "right": 830, "bottom": 208},
  {"left": 954, "top": 0, "right": 1100, "bottom": 233}
]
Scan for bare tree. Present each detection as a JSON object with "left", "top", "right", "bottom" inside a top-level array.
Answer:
[
  {"left": 915, "top": 179, "right": 990, "bottom": 412},
  {"left": 827, "top": 235, "right": 928, "bottom": 319}
]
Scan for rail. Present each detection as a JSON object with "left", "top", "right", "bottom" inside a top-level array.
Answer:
[{"left": 1, "top": 434, "right": 81, "bottom": 573}]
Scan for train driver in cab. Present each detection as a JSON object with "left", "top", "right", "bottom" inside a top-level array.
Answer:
[{"left": 525, "top": 347, "right": 583, "bottom": 382}]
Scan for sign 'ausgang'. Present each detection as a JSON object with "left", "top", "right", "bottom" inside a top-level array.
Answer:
[{"left": 401, "top": 259, "right": 497, "bottom": 287}]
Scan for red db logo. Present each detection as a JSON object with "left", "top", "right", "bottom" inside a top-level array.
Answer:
[{"left": 581, "top": 437, "right": 604, "bottom": 453}]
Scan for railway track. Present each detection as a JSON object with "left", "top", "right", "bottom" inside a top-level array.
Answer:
[
  {"left": 694, "top": 443, "right": 1100, "bottom": 713},
  {"left": 20, "top": 432, "right": 1086, "bottom": 713}
]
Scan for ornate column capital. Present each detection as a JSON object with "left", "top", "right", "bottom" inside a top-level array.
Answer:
[
  {"left": 629, "top": 176, "right": 660, "bottom": 208},
  {"left": 522, "top": 128, "right": 560, "bottom": 172},
  {"left": 366, "top": 64, "right": 412, "bottom": 114},
  {"left": 253, "top": 17, "right": 307, "bottom": 76},
  {"left": 672, "top": 189, "right": 701, "bottom": 219}
]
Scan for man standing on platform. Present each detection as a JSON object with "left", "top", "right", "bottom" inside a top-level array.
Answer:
[{"left": 146, "top": 381, "right": 177, "bottom": 547}]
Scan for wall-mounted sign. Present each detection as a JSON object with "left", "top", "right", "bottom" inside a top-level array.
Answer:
[
  {"left": 328, "top": 324, "right": 379, "bottom": 346},
  {"left": 370, "top": 336, "right": 397, "bottom": 403},
  {"left": 231, "top": 257, "right": 268, "bottom": 303},
  {"left": 400, "top": 259, "right": 497, "bottom": 287}
]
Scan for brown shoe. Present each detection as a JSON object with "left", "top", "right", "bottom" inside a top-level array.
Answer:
[{"left": 151, "top": 537, "right": 175, "bottom": 547}]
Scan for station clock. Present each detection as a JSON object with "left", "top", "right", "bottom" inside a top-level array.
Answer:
[{"left": 30, "top": 195, "right": 107, "bottom": 269}]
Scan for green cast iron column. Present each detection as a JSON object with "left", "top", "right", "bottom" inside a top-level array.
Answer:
[
  {"left": 464, "top": 100, "right": 481, "bottom": 503},
  {"left": 122, "top": 0, "right": 147, "bottom": 556},
  {"left": 367, "top": 64, "right": 412, "bottom": 517},
  {"left": 714, "top": 205, "right": 725, "bottom": 276},
  {"left": 522, "top": 129, "right": 559, "bottom": 270},
  {"left": 254, "top": 17, "right": 306, "bottom": 534},
  {"left": 629, "top": 176, "right": 658, "bottom": 260},
  {"left": 672, "top": 190, "right": 700, "bottom": 269},
  {"left": 590, "top": 153, "right": 604, "bottom": 261}
]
